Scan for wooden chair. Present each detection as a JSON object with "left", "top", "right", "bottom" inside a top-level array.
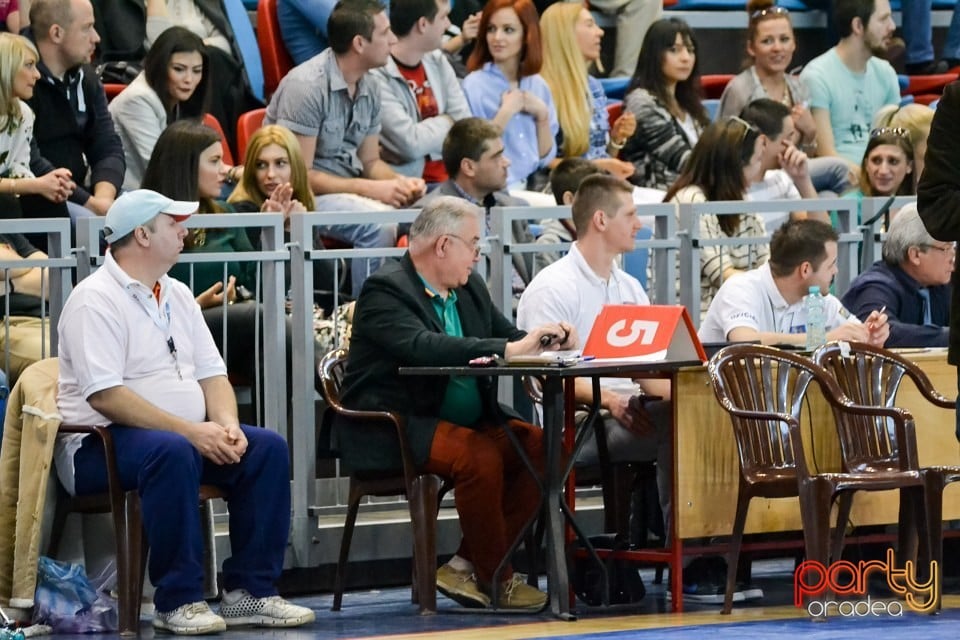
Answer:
[
  {"left": 49, "top": 429, "right": 223, "bottom": 636},
  {"left": 317, "top": 348, "right": 444, "bottom": 614},
  {"left": 814, "top": 341, "right": 959, "bottom": 609},
  {"left": 708, "top": 344, "right": 928, "bottom": 616}
]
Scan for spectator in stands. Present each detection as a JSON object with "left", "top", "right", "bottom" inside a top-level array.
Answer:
[
  {"left": 109, "top": 26, "right": 210, "bottom": 190},
  {"left": 0, "top": 231, "right": 52, "bottom": 384},
  {"left": 698, "top": 218, "right": 889, "bottom": 346},
  {"left": 587, "top": 0, "right": 662, "bottom": 79},
  {"left": 0, "top": 32, "right": 72, "bottom": 216},
  {"left": 799, "top": 0, "right": 900, "bottom": 169},
  {"left": 25, "top": 0, "right": 125, "bottom": 227},
  {"left": 533, "top": 157, "right": 603, "bottom": 270},
  {"left": 842, "top": 203, "right": 951, "bottom": 347},
  {"left": 839, "top": 126, "right": 914, "bottom": 226},
  {"left": 622, "top": 18, "right": 709, "bottom": 192},
  {"left": 278, "top": 0, "right": 337, "bottom": 65},
  {"left": 899, "top": 0, "right": 960, "bottom": 74},
  {"left": 336, "top": 195, "right": 571, "bottom": 610},
  {"left": 372, "top": 0, "right": 471, "bottom": 183},
  {"left": 0, "top": 0, "right": 19, "bottom": 34},
  {"left": 462, "top": 0, "right": 558, "bottom": 191},
  {"left": 517, "top": 173, "right": 672, "bottom": 528},
  {"left": 227, "top": 124, "right": 312, "bottom": 222},
  {"left": 93, "top": 0, "right": 263, "bottom": 154},
  {"left": 664, "top": 116, "right": 770, "bottom": 315},
  {"left": 874, "top": 103, "right": 933, "bottom": 190},
  {"left": 266, "top": 0, "right": 423, "bottom": 296},
  {"left": 55, "top": 188, "right": 315, "bottom": 635},
  {"left": 719, "top": 0, "right": 851, "bottom": 196},
  {"left": 441, "top": 0, "right": 479, "bottom": 76},
  {"left": 141, "top": 119, "right": 267, "bottom": 386},
  {"left": 539, "top": 2, "right": 636, "bottom": 181},
  {"left": 740, "top": 98, "right": 829, "bottom": 230},
  {"left": 415, "top": 117, "right": 534, "bottom": 287}
]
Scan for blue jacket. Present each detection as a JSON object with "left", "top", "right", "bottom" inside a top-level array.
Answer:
[{"left": 841, "top": 260, "right": 950, "bottom": 348}]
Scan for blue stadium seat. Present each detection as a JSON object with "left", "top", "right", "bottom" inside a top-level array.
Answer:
[
  {"left": 599, "top": 76, "right": 630, "bottom": 101},
  {"left": 705, "top": 98, "right": 721, "bottom": 120},
  {"left": 623, "top": 226, "right": 653, "bottom": 290},
  {"left": 671, "top": 0, "right": 810, "bottom": 9},
  {"left": 224, "top": 0, "right": 265, "bottom": 102}
]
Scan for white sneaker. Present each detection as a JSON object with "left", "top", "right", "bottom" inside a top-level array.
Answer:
[
  {"left": 218, "top": 589, "right": 315, "bottom": 627},
  {"left": 153, "top": 601, "right": 226, "bottom": 635}
]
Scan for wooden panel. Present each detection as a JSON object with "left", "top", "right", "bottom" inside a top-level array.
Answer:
[{"left": 675, "top": 349, "right": 959, "bottom": 539}]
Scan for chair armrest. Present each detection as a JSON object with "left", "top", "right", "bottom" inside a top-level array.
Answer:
[{"left": 823, "top": 399, "right": 920, "bottom": 471}]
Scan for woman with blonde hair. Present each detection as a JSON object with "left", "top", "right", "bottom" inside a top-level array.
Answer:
[
  {"left": 539, "top": 2, "right": 636, "bottom": 180},
  {"left": 228, "top": 124, "right": 314, "bottom": 221},
  {"left": 0, "top": 32, "right": 72, "bottom": 212},
  {"left": 874, "top": 103, "right": 934, "bottom": 188}
]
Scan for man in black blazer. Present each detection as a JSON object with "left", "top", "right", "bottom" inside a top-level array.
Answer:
[
  {"left": 336, "top": 196, "right": 575, "bottom": 610},
  {"left": 917, "top": 80, "right": 960, "bottom": 439}
]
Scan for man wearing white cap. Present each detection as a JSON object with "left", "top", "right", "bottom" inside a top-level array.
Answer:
[{"left": 54, "top": 190, "right": 315, "bottom": 634}]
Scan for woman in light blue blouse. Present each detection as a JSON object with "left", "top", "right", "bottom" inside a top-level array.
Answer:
[{"left": 461, "top": 0, "right": 558, "bottom": 190}]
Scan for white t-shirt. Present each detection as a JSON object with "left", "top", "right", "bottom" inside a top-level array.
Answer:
[
  {"left": 698, "top": 262, "right": 860, "bottom": 343},
  {"left": 517, "top": 242, "right": 649, "bottom": 393},
  {"left": 746, "top": 169, "right": 801, "bottom": 233},
  {"left": 55, "top": 251, "right": 227, "bottom": 492}
]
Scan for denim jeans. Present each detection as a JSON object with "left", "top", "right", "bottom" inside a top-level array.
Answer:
[
  {"left": 809, "top": 156, "right": 852, "bottom": 197},
  {"left": 902, "top": 0, "right": 960, "bottom": 63}
]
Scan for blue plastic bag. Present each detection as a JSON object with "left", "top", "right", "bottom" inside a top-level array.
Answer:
[{"left": 32, "top": 557, "right": 117, "bottom": 633}]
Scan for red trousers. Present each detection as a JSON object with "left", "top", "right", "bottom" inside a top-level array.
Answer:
[{"left": 422, "top": 419, "right": 544, "bottom": 585}]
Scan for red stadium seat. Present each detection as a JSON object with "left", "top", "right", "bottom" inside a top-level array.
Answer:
[
  {"left": 257, "top": 0, "right": 294, "bottom": 99},
  {"left": 700, "top": 74, "right": 734, "bottom": 100},
  {"left": 606, "top": 101, "right": 623, "bottom": 130},
  {"left": 236, "top": 108, "right": 267, "bottom": 161},
  {"left": 203, "top": 113, "right": 235, "bottom": 167},
  {"left": 103, "top": 83, "right": 125, "bottom": 102}
]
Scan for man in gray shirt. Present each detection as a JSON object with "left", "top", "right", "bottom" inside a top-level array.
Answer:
[{"left": 266, "top": 0, "right": 427, "bottom": 295}]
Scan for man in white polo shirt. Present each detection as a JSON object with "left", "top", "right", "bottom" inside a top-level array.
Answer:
[
  {"left": 698, "top": 219, "right": 889, "bottom": 346},
  {"left": 54, "top": 190, "right": 315, "bottom": 635}
]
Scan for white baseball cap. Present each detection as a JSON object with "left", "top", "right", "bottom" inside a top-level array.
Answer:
[{"left": 103, "top": 189, "right": 198, "bottom": 244}]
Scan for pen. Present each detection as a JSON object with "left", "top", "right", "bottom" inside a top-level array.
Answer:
[{"left": 581, "top": 355, "right": 596, "bottom": 362}]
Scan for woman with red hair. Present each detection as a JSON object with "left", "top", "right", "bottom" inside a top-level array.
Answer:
[{"left": 461, "top": 0, "right": 558, "bottom": 190}]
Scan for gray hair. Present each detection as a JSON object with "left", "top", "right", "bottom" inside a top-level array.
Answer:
[
  {"left": 409, "top": 196, "right": 481, "bottom": 242},
  {"left": 882, "top": 203, "right": 936, "bottom": 264}
]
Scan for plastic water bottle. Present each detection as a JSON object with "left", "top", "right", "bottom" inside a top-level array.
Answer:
[{"left": 804, "top": 285, "right": 827, "bottom": 350}]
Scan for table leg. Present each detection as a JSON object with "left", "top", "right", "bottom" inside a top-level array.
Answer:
[{"left": 542, "top": 376, "right": 575, "bottom": 620}]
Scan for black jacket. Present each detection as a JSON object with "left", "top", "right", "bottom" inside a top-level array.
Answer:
[
  {"left": 25, "top": 29, "right": 124, "bottom": 205},
  {"left": 335, "top": 254, "right": 525, "bottom": 471},
  {"left": 917, "top": 80, "right": 960, "bottom": 363}
]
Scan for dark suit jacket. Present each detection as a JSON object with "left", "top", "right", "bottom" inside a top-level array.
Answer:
[
  {"left": 917, "top": 80, "right": 960, "bottom": 364},
  {"left": 335, "top": 253, "right": 525, "bottom": 471}
]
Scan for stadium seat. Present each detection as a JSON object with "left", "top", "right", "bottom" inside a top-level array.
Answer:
[
  {"left": 258, "top": 0, "right": 295, "bottom": 99},
  {"left": 237, "top": 108, "right": 267, "bottom": 161},
  {"left": 103, "top": 83, "right": 125, "bottom": 102},
  {"left": 606, "top": 101, "right": 623, "bottom": 130},
  {"left": 700, "top": 74, "right": 733, "bottom": 99},
  {"left": 223, "top": 0, "right": 265, "bottom": 103},
  {"left": 906, "top": 73, "right": 958, "bottom": 96},
  {"left": 599, "top": 76, "right": 630, "bottom": 101},
  {"left": 203, "top": 113, "right": 235, "bottom": 167}
]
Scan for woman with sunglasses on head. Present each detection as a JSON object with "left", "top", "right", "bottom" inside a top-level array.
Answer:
[
  {"left": 539, "top": 2, "right": 636, "bottom": 181},
  {"left": 664, "top": 116, "right": 769, "bottom": 314},
  {"left": 874, "top": 103, "right": 933, "bottom": 190},
  {"left": 622, "top": 18, "right": 709, "bottom": 191},
  {"left": 461, "top": 0, "right": 558, "bottom": 191},
  {"left": 719, "top": 0, "right": 850, "bottom": 196},
  {"left": 838, "top": 127, "right": 914, "bottom": 228}
]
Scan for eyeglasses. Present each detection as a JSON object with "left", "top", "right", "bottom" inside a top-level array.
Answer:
[
  {"left": 870, "top": 127, "right": 910, "bottom": 139},
  {"left": 750, "top": 5, "right": 789, "bottom": 20},
  {"left": 922, "top": 242, "right": 957, "bottom": 255},
  {"left": 727, "top": 115, "right": 760, "bottom": 142},
  {"left": 444, "top": 234, "right": 482, "bottom": 257}
]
